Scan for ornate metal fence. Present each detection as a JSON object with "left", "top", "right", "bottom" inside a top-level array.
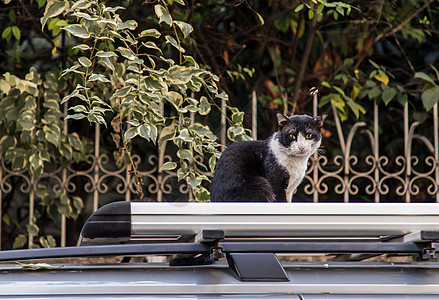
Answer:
[{"left": 0, "top": 93, "right": 438, "bottom": 248}]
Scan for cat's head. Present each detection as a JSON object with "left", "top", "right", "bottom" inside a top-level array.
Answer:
[{"left": 274, "top": 113, "right": 327, "bottom": 157}]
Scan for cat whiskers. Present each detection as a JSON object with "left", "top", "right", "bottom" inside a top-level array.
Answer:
[{"left": 316, "top": 148, "right": 327, "bottom": 156}]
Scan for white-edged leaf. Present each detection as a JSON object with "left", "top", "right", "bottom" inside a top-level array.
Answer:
[
  {"left": 73, "top": 44, "right": 91, "bottom": 51},
  {"left": 174, "top": 21, "right": 193, "bottom": 38},
  {"left": 154, "top": 4, "right": 172, "bottom": 26},
  {"left": 124, "top": 126, "right": 139, "bottom": 141},
  {"left": 96, "top": 51, "right": 118, "bottom": 58},
  {"left": 199, "top": 96, "right": 211, "bottom": 115},
  {"left": 142, "top": 41, "right": 162, "bottom": 53},
  {"left": 89, "top": 73, "right": 111, "bottom": 83},
  {"left": 165, "top": 35, "right": 185, "bottom": 53},
  {"left": 100, "top": 57, "right": 115, "bottom": 71},
  {"left": 103, "top": 6, "right": 125, "bottom": 13},
  {"left": 41, "top": 1, "right": 66, "bottom": 29},
  {"left": 113, "top": 86, "right": 133, "bottom": 98},
  {"left": 69, "top": 105, "right": 87, "bottom": 113},
  {"left": 63, "top": 24, "right": 90, "bottom": 39},
  {"left": 117, "top": 20, "right": 138, "bottom": 31},
  {"left": 78, "top": 56, "right": 92, "bottom": 67},
  {"left": 139, "top": 29, "right": 161, "bottom": 38},
  {"left": 160, "top": 161, "right": 177, "bottom": 171},
  {"left": 65, "top": 113, "right": 86, "bottom": 120},
  {"left": 116, "top": 47, "right": 135, "bottom": 60}
]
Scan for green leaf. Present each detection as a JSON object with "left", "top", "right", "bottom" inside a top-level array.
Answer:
[
  {"left": 72, "top": 196, "right": 83, "bottom": 211},
  {"left": 193, "top": 186, "right": 210, "bottom": 202},
  {"left": 60, "top": 193, "right": 69, "bottom": 205},
  {"left": 256, "top": 12, "right": 264, "bottom": 25},
  {"left": 63, "top": 24, "right": 90, "bottom": 39},
  {"left": 414, "top": 72, "right": 436, "bottom": 85},
  {"left": 154, "top": 4, "right": 172, "bottom": 26},
  {"left": 40, "top": 237, "right": 49, "bottom": 248},
  {"left": 26, "top": 224, "right": 39, "bottom": 236},
  {"left": 43, "top": 125, "right": 59, "bottom": 145},
  {"left": 160, "top": 161, "right": 177, "bottom": 171},
  {"left": 382, "top": 87, "right": 397, "bottom": 105},
  {"left": 17, "top": 116, "right": 35, "bottom": 131},
  {"left": 68, "top": 133, "right": 83, "bottom": 152},
  {"left": 368, "top": 86, "right": 382, "bottom": 100},
  {"left": 294, "top": 4, "right": 304, "bottom": 12},
  {"left": 29, "top": 153, "right": 43, "bottom": 177},
  {"left": 12, "top": 155, "right": 26, "bottom": 171},
  {"left": 2, "top": 26, "right": 12, "bottom": 41},
  {"left": 41, "top": 1, "right": 66, "bottom": 29},
  {"left": 46, "top": 235, "right": 57, "bottom": 247},
  {"left": 13, "top": 234, "right": 27, "bottom": 249},
  {"left": 422, "top": 86, "right": 439, "bottom": 111},
  {"left": 35, "top": 185, "right": 48, "bottom": 198},
  {"left": 0, "top": 136, "right": 16, "bottom": 150},
  {"left": 59, "top": 143, "right": 73, "bottom": 160},
  {"left": 11, "top": 26, "right": 20, "bottom": 40}
]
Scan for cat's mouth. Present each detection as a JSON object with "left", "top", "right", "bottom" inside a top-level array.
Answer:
[{"left": 294, "top": 151, "right": 310, "bottom": 156}]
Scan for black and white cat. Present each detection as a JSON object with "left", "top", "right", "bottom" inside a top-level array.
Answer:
[{"left": 210, "top": 112, "right": 326, "bottom": 202}]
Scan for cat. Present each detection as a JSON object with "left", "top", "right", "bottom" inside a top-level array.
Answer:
[{"left": 210, "top": 112, "right": 326, "bottom": 202}]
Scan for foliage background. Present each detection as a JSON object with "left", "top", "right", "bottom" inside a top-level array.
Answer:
[{"left": 1, "top": 0, "right": 439, "bottom": 249}]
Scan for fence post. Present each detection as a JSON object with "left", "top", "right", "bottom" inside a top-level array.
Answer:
[
  {"left": 252, "top": 91, "right": 257, "bottom": 140},
  {"left": 373, "top": 100, "right": 380, "bottom": 203},
  {"left": 434, "top": 103, "right": 439, "bottom": 203},
  {"left": 312, "top": 91, "right": 319, "bottom": 203},
  {"left": 93, "top": 124, "right": 100, "bottom": 211},
  {"left": 221, "top": 99, "right": 226, "bottom": 151},
  {"left": 404, "top": 102, "right": 411, "bottom": 203}
]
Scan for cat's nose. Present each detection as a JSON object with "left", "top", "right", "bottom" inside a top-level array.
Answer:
[{"left": 298, "top": 146, "right": 305, "bottom": 151}]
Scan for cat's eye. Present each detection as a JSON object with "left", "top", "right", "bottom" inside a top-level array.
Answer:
[
  {"left": 289, "top": 134, "right": 296, "bottom": 140},
  {"left": 305, "top": 133, "right": 313, "bottom": 139}
]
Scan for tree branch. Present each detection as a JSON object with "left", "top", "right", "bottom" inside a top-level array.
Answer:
[
  {"left": 292, "top": 14, "right": 318, "bottom": 111},
  {"left": 374, "top": 0, "right": 434, "bottom": 43}
]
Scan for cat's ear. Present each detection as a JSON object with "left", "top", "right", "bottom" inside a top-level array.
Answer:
[
  {"left": 314, "top": 113, "right": 327, "bottom": 128},
  {"left": 276, "top": 112, "right": 291, "bottom": 128}
]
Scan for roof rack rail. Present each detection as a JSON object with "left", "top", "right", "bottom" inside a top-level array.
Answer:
[{"left": 0, "top": 201, "right": 438, "bottom": 282}]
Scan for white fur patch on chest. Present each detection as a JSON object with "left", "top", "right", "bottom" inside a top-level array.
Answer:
[{"left": 269, "top": 135, "right": 311, "bottom": 202}]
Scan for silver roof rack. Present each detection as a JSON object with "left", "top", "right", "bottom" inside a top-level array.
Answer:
[{"left": 78, "top": 201, "right": 439, "bottom": 245}]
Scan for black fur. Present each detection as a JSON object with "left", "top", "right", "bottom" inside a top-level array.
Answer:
[{"left": 210, "top": 113, "right": 326, "bottom": 202}]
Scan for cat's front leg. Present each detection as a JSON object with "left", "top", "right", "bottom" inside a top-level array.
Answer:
[{"left": 271, "top": 186, "right": 288, "bottom": 202}]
